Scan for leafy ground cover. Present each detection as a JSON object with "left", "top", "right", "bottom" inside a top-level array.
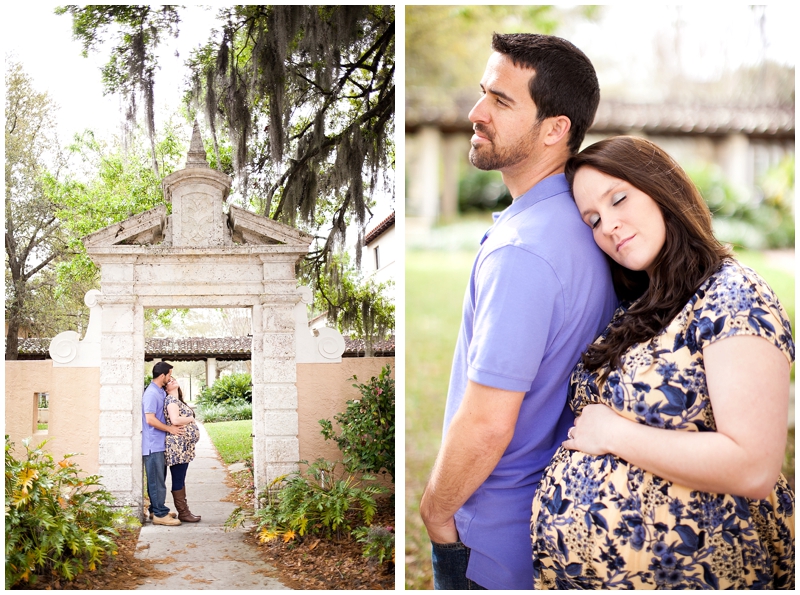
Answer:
[
  {"left": 10, "top": 528, "right": 165, "bottom": 590},
  {"left": 204, "top": 415, "right": 395, "bottom": 589},
  {"left": 405, "top": 247, "right": 795, "bottom": 590},
  {"left": 203, "top": 420, "right": 253, "bottom": 464},
  {"left": 224, "top": 467, "right": 395, "bottom": 590},
  {"left": 5, "top": 437, "right": 157, "bottom": 590}
]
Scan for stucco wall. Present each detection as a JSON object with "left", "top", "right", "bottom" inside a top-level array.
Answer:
[
  {"left": 5, "top": 361, "right": 100, "bottom": 475},
  {"left": 297, "top": 358, "right": 394, "bottom": 476},
  {"left": 7, "top": 357, "right": 393, "bottom": 488}
]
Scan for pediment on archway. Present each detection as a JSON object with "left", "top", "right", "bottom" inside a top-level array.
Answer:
[
  {"left": 228, "top": 204, "right": 313, "bottom": 247},
  {"left": 83, "top": 205, "right": 168, "bottom": 248}
]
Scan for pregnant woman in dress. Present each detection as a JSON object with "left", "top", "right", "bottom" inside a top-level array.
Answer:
[
  {"left": 531, "top": 136, "right": 794, "bottom": 589},
  {"left": 165, "top": 378, "right": 202, "bottom": 523}
]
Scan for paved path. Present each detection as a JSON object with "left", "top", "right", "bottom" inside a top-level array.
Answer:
[{"left": 135, "top": 422, "right": 290, "bottom": 590}]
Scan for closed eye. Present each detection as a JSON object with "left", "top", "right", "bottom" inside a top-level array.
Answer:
[
  {"left": 612, "top": 192, "right": 627, "bottom": 205},
  {"left": 588, "top": 214, "right": 600, "bottom": 229}
]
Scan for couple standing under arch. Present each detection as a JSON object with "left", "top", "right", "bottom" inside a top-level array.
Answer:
[{"left": 142, "top": 361, "right": 202, "bottom": 526}]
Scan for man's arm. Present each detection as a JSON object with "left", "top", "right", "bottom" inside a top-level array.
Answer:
[
  {"left": 145, "top": 412, "right": 185, "bottom": 435},
  {"left": 420, "top": 380, "right": 524, "bottom": 543}
]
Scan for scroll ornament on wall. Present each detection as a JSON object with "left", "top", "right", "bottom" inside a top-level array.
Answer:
[
  {"left": 49, "top": 290, "right": 102, "bottom": 367},
  {"left": 294, "top": 286, "right": 345, "bottom": 363}
]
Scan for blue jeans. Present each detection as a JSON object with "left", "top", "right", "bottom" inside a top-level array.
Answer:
[
  {"left": 169, "top": 462, "right": 189, "bottom": 491},
  {"left": 143, "top": 450, "right": 170, "bottom": 518},
  {"left": 431, "top": 541, "right": 487, "bottom": 590}
]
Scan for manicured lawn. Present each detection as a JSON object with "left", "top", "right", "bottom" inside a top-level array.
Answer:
[
  {"left": 203, "top": 419, "right": 253, "bottom": 464},
  {"left": 405, "top": 246, "right": 795, "bottom": 590}
]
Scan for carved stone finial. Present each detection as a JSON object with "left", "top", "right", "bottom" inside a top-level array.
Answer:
[{"left": 185, "top": 120, "right": 209, "bottom": 169}]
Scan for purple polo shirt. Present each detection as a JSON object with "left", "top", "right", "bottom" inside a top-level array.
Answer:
[
  {"left": 142, "top": 381, "right": 168, "bottom": 455},
  {"left": 443, "top": 174, "right": 617, "bottom": 589}
]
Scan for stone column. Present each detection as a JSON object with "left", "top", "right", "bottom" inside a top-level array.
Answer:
[
  {"left": 206, "top": 358, "right": 217, "bottom": 386},
  {"left": 97, "top": 293, "right": 141, "bottom": 511},
  {"left": 408, "top": 126, "right": 441, "bottom": 225},
  {"left": 251, "top": 293, "right": 301, "bottom": 502},
  {"left": 441, "top": 134, "right": 466, "bottom": 221},
  {"left": 718, "top": 133, "right": 751, "bottom": 194}
]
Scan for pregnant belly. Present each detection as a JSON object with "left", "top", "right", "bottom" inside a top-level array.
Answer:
[{"left": 530, "top": 447, "right": 779, "bottom": 589}]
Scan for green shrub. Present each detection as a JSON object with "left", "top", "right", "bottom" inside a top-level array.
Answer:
[
  {"left": 689, "top": 160, "right": 795, "bottom": 250},
  {"left": 320, "top": 365, "right": 395, "bottom": 481},
  {"left": 198, "top": 373, "right": 252, "bottom": 405},
  {"left": 249, "top": 459, "right": 387, "bottom": 542},
  {"left": 458, "top": 168, "right": 511, "bottom": 212},
  {"left": 5, "top": 436, "right": 138, "bottom": 588},
  {"left": 353, "top": 524, "right": 395, "bottom": 565},
  {"left": 196, "top": 400, "right": 252, "bottom": 423}
]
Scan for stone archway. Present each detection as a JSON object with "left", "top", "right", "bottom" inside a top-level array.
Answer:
[{"left": 79, "top": 123, "right": 341, "bottom": 515}]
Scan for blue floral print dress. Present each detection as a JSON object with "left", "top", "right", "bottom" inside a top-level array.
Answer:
[
  {"left": 531, "top": 260, "right": 795, "bottom": 589},
  {"left": 164, "top": 394, "right": 200, "bottom": 466}
]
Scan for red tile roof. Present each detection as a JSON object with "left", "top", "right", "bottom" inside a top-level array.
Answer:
[
  {"left": 364, "top": 212, "right": 395, "bottom": 245},
  {"left": 406, "top": 93, "right": 795, "bottom": 138},
  {"left": 14, "top": 335, "right": 394, "bottom": 360}
]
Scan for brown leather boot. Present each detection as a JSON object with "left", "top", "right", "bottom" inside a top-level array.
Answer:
[{"left": 172, "top": 488, "right": 201, "bottom": 522}]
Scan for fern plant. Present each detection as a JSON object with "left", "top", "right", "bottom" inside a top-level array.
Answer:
[
  {"left": 253, "top": 459, "right": 388, "bottom": 542},
  {"left": 5, "top": 436, "right": 139, "bottom": 588},
  {"left": 353, "top": 524, "right": 395, "bottom": 565}
]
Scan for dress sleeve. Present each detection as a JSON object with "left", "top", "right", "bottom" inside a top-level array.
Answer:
[
  {"left": 163, "top": 394, "right": 175, "bottom": 424},
  {"left": 689, "top": 262, "right": 794, "bottom": 364}
]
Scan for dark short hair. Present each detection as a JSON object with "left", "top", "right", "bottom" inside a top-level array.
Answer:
[
  {"left": 152, "top": 361, "right": 173, "bottom": 380},
  {"left": 491, "top": 33, "right": 600, "bottom": 154}
]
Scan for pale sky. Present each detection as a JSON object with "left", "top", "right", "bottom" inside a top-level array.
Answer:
[
  {"left": 4, "top": 4, "right": 219, "bottom": 143},
  {"left": 563, "top": 4, "right": 795, "bottom": 101}
]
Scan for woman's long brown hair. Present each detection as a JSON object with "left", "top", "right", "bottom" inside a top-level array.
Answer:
[{"left": 564, "top": 136, "right": 732, "bottom": 379}]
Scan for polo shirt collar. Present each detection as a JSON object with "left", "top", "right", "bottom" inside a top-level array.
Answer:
[{"left": 481, "top": 174, "right": 570, "bottom": 244}]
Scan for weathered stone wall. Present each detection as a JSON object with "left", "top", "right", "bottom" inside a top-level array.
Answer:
[
  {"left": 5, "top": 360, "right": 100, "bottom": 474},
  {"left": 297, "top": 358, "right": 394, "bottom": 473}
]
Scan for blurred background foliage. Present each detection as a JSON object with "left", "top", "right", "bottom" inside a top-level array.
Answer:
[{"left": 457, "top": 156, "right": 795, "bottom": 250}]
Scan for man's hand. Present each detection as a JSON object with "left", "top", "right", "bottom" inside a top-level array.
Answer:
[
  {"left": 145, "top": 412, "right": 185, "bottom": 435},
  {"left": 420, "top": 381, "right": 524, "bottom": 545},
  {"left": 420, "top": 490, "right": 459, "bottom": 544}
]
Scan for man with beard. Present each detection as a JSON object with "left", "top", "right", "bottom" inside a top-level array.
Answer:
[{"left": 420, "top": 34, "right": 617, "bottom": 590}]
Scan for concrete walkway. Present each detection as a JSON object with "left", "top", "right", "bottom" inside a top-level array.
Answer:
[{"left": 135, "top": 422, "right": 290, "bottom": 590}]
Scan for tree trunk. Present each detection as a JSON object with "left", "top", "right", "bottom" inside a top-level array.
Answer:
[{"left": 5, "top": 319, "right": 20, "bottom": 360}]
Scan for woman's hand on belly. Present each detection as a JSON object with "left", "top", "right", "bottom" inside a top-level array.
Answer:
[{"left": 562, "top": 403, "right": 621, "bottom": 456}]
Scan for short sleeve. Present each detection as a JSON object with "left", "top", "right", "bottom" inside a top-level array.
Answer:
[
  {"left": 468, "top": 245, "right": 563, "bottom": 392},
  {"left": 689, "top": 261, "right": 794, "bottom": 364},
  {"left": 163, "top": 394, "right": 176, "bottom": 419},
  {"left": 142, "top": 387, "right": 159, "bottom": 414}
]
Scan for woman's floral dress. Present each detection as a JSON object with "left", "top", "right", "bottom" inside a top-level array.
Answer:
[
  {"left": 164, "top": 394, "right": 200, "bottom": 466},
  {"left": 531, "top": 260, "right": 795, "bottom": 589}
]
